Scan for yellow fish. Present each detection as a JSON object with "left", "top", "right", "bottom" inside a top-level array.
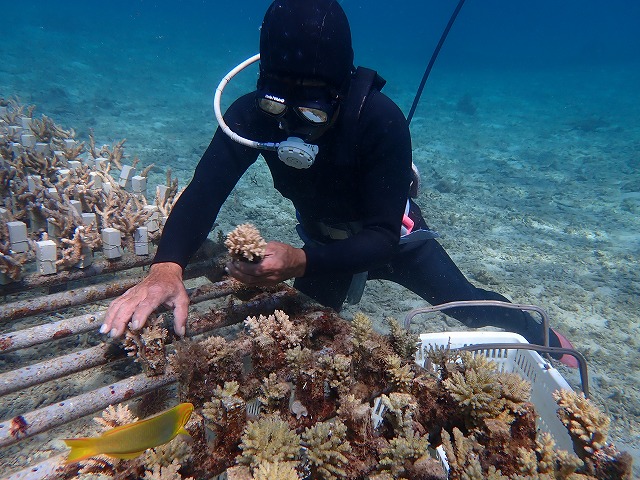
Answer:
[{"left": 63, "top": 402, "right": 193, "bottom": 464}]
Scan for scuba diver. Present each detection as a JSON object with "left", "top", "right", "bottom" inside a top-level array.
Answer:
[{"left": 102, "top": 0, "right": 577, "bottom": 367}]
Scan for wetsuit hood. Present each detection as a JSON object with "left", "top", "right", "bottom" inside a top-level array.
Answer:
[{"left": 259, "top": 0, "right": 354, "bottom": 90}]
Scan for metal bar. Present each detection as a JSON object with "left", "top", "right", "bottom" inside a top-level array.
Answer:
[
  {"left": 403, "top": 300, "right": 551, "bottom": 347},
  {"left": 0, "top": 258, "right": 225, "bottom": 324},
  {"left": 0, "top": 253, "right": 154, "bottom": 296},
  {"left": 0, "top": 277, "right": 141, "bottom": 323},
  {"left": 0, "top": 279, "right": 238, "bottom": 353},
  {"left": 0, "top": 344, "right": 113, "bottom": 396},
  {"left": 0, "top": 311, "right": 104, "bottom": 353},
  {"left": 0, "top": 372, "right": 176, "bottom": 449},
  {"left": 0, "top": 281, "right": 294, "bottom": 396},
  {"left": 4, "top": 453, "right": 67, "bottom": 480}
]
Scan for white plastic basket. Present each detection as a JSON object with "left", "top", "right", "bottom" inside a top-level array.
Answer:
[{"left": 416, "top": 331, "right": 575, "bottom": 453}]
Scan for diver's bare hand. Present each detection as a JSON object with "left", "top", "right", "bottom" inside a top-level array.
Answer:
[
  {"left": 101, "top": 262, "right": 189, "bottom": 338},
  {"left": 226, "top": 241, "right": 306, "bottom": 287}
]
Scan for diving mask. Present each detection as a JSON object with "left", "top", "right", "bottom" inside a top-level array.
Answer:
[{"left": 214, "top": 54, "right": 333, "bottom": 169}]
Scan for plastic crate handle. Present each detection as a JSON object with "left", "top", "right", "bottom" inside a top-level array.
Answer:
[{"left": 404, "top": 300, "right": 589, "bottom": 397}]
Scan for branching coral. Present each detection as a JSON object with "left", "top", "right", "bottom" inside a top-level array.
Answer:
[
  {"left": 386, "top": 316, "right": 418, "bottom": 361},
  {"left": 73, "top": 404, "right": 139, "bottom": 477},
  {"left": 200, "top": 335, "right": 233, "bottom": 369},
  {"left": 253, "top": 461, "right": 300, "bottom": 480},
  {"left": 302, "top": 420, "right": 352, "bottom": 480},
  {"left": 350, "top": 311, "right": 374, "bottom": 349},
  {"left": 244, "top": 310, "right": 303, "bottom": 350},
  {"left": 442, "top": 351, "right": 530, "bottom": 429},
  {"left": 258, "top": 373, "right": 290, "bottom": 413},
  {"left": 225, "top": 223, "right": 267, "bottom": 262},
  {"left": 94, "top": 403, "right": 139, "bottom": 429},
  {"left": 379, "top": 428, "right": 432, "bottom": 477},
  {"left": 385, "top": 354, "right": 415, "bottom": 393},
  {"left": 141, "top": 459, "right": 194, "bottom": 480},
  {"left": 380, "top": 392, "right": 418, "bottom": 435},
  {"left": 514, "top": 432, "right": 584, "bottom": 478},
  {"left": 440, "top": 427, "right": 484, "bottom": 480},
  {"left": 553, "top": 390, "right": 610, "bottom": 457},
  {"left": 123, "top": 315, "right": 168, "bottom": 376},
  {"left": 56, "top": 225, "right": 101, "bottom": 269},
  {"left": 237, "top": 415, "right": 301, "bottom": 469},
  {"left": 318, "top": 352, "right": 352, "bottom": 395}
]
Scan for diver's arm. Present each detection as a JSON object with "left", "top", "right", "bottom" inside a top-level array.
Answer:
[
  {"left": 303, "top": 91, "right": 413, "bottom": 276},
  {"left": 154, "top": 103, "right": 260, "bottom": 267},
  {"left": 103, "top": 95, "right": 260, "bottom": 337}
]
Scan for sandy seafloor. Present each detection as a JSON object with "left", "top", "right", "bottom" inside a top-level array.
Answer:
[{"left": 1, "top": 1, "right": 639, "bottom": 477}]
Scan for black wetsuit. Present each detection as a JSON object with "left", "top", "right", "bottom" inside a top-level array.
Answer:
[{"left": 153, "top": 86, "right": 548, "bottom": 346}]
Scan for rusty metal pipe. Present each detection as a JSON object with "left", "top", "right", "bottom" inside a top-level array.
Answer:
[
  {"left": 0, "top": 372, "right": 176, "bottom": 449},
  {"left": 0, "top": 284, "right": 301, "bottom": 395},
  {"left": 0, "top": 277, "right": 141, "bottom": 323},
  {"left": 0, "top": 279, "right": 239, "bottom": 353},
  {"left": 0, "top": 343, "right": 113, "bottom": 396},
  {"left": 4, "top": 453, "right": 67, "bottom": 480},
  {"left": 0, "top": 253, "right": 154, "bottom": 296},
  {"left": 0, "top": 239, "right": 225, "bottom": 296},
  {"left": 0, "top": 259, "right": 225, "bottom": 323}
]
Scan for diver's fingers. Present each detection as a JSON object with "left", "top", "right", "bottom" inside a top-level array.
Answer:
[
  {"left": 172, "top": 298, "right": 189, "bottom": 337},
  {"left": 103, "top": 290, "right": 135, "bottom": 337}
]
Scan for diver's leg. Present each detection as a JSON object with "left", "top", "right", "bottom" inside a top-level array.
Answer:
[
  {"left": 369, "top": 239, "right": 546, "bottom": 345},
  {"left": 293, "top": 273, "right": 352, "bottom": 311}
]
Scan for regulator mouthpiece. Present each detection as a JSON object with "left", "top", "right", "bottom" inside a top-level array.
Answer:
[{"left": 277, "top": 137, "right": 319, "bottom": 169}]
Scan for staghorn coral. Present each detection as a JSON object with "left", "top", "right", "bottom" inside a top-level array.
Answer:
[
  {"left": 553, "top": 390, "right": 610, "bottom": 457},
  {"left": 514, "top": 432, "right": 584, "bottom": 478},
  {"left": 318, "top": 352, "right": 352, "bottom": 394},
  {"left": 385, "top": 354, "right": 415, "bottom": 392},
  {"left": 73, "top": 404, "right": 140, "bottom": 477},
  {"left": 350, "top": 311, "right": 374, "bottom": 348},
  {"left": 200, "top": 335, "right": 233, "bottom": 368},
  {"left": 94, "top": 403, "right": 139, "bottom": 429},
  {"left": 386, "top": 316, "right": 418, "bottom": 361},
  {"left": 244, "top": 310, "right": 303, "bottom": 350},
  {"left": 253, "top": 461, "right": 300, "bottom": 480},
  {"left": 442, "top": 351, "right": 532, "bottom": 429},
  {"left": 258, "top": 372, "right": 290, "bottom": 413},
  {"left": 302, "top": 420, "right": 352, "bottom": 480},
  {"left": 237, "top": 415, "right": 301, "bottom": 469},
  {"left": 225, "top": 223, "right": 267, "bottom": 262},
  {"left": 95, "top": 185, "right": 151, "bottom": 251},
  {"left": 202, "top": 381, "right": 246, "bottom": 450},
  {"left": 202, "top": 381, "right": 242, "bottom": 423},
  {"left": 141, "top": 436, "right": 193, "bottom": 470},
  {"left": 123, "top": 315, "right": 168, "bottom": 376},
  {"left": 285, "top": 346, "right": 315, "bottom": 377},
  {"left": 141, "top": 459, "right": 194, "bottom": 480},
  {"left": 440, "top": 427, "right": 484, "bottom": 480},
  {"left": 379, "top": 428, "right": 432, "bottom": 477},
  {"left": 380, "top": 392, "right": 418, "bottom": 435},
  {"left": 56, "top": 225, "right": 101, "bottom": 269}
]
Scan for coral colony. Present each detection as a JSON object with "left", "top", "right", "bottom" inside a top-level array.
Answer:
[
  {"left": 0, "top": 98, "right": 179, "bottom": 284},
  {"left": 1, "top": 101, "right": 633, "bottom": 479}
]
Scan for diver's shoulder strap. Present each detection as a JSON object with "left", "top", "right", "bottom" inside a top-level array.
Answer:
[{"left": 335, "top": 66, "right": 386, "bottom": 167}]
